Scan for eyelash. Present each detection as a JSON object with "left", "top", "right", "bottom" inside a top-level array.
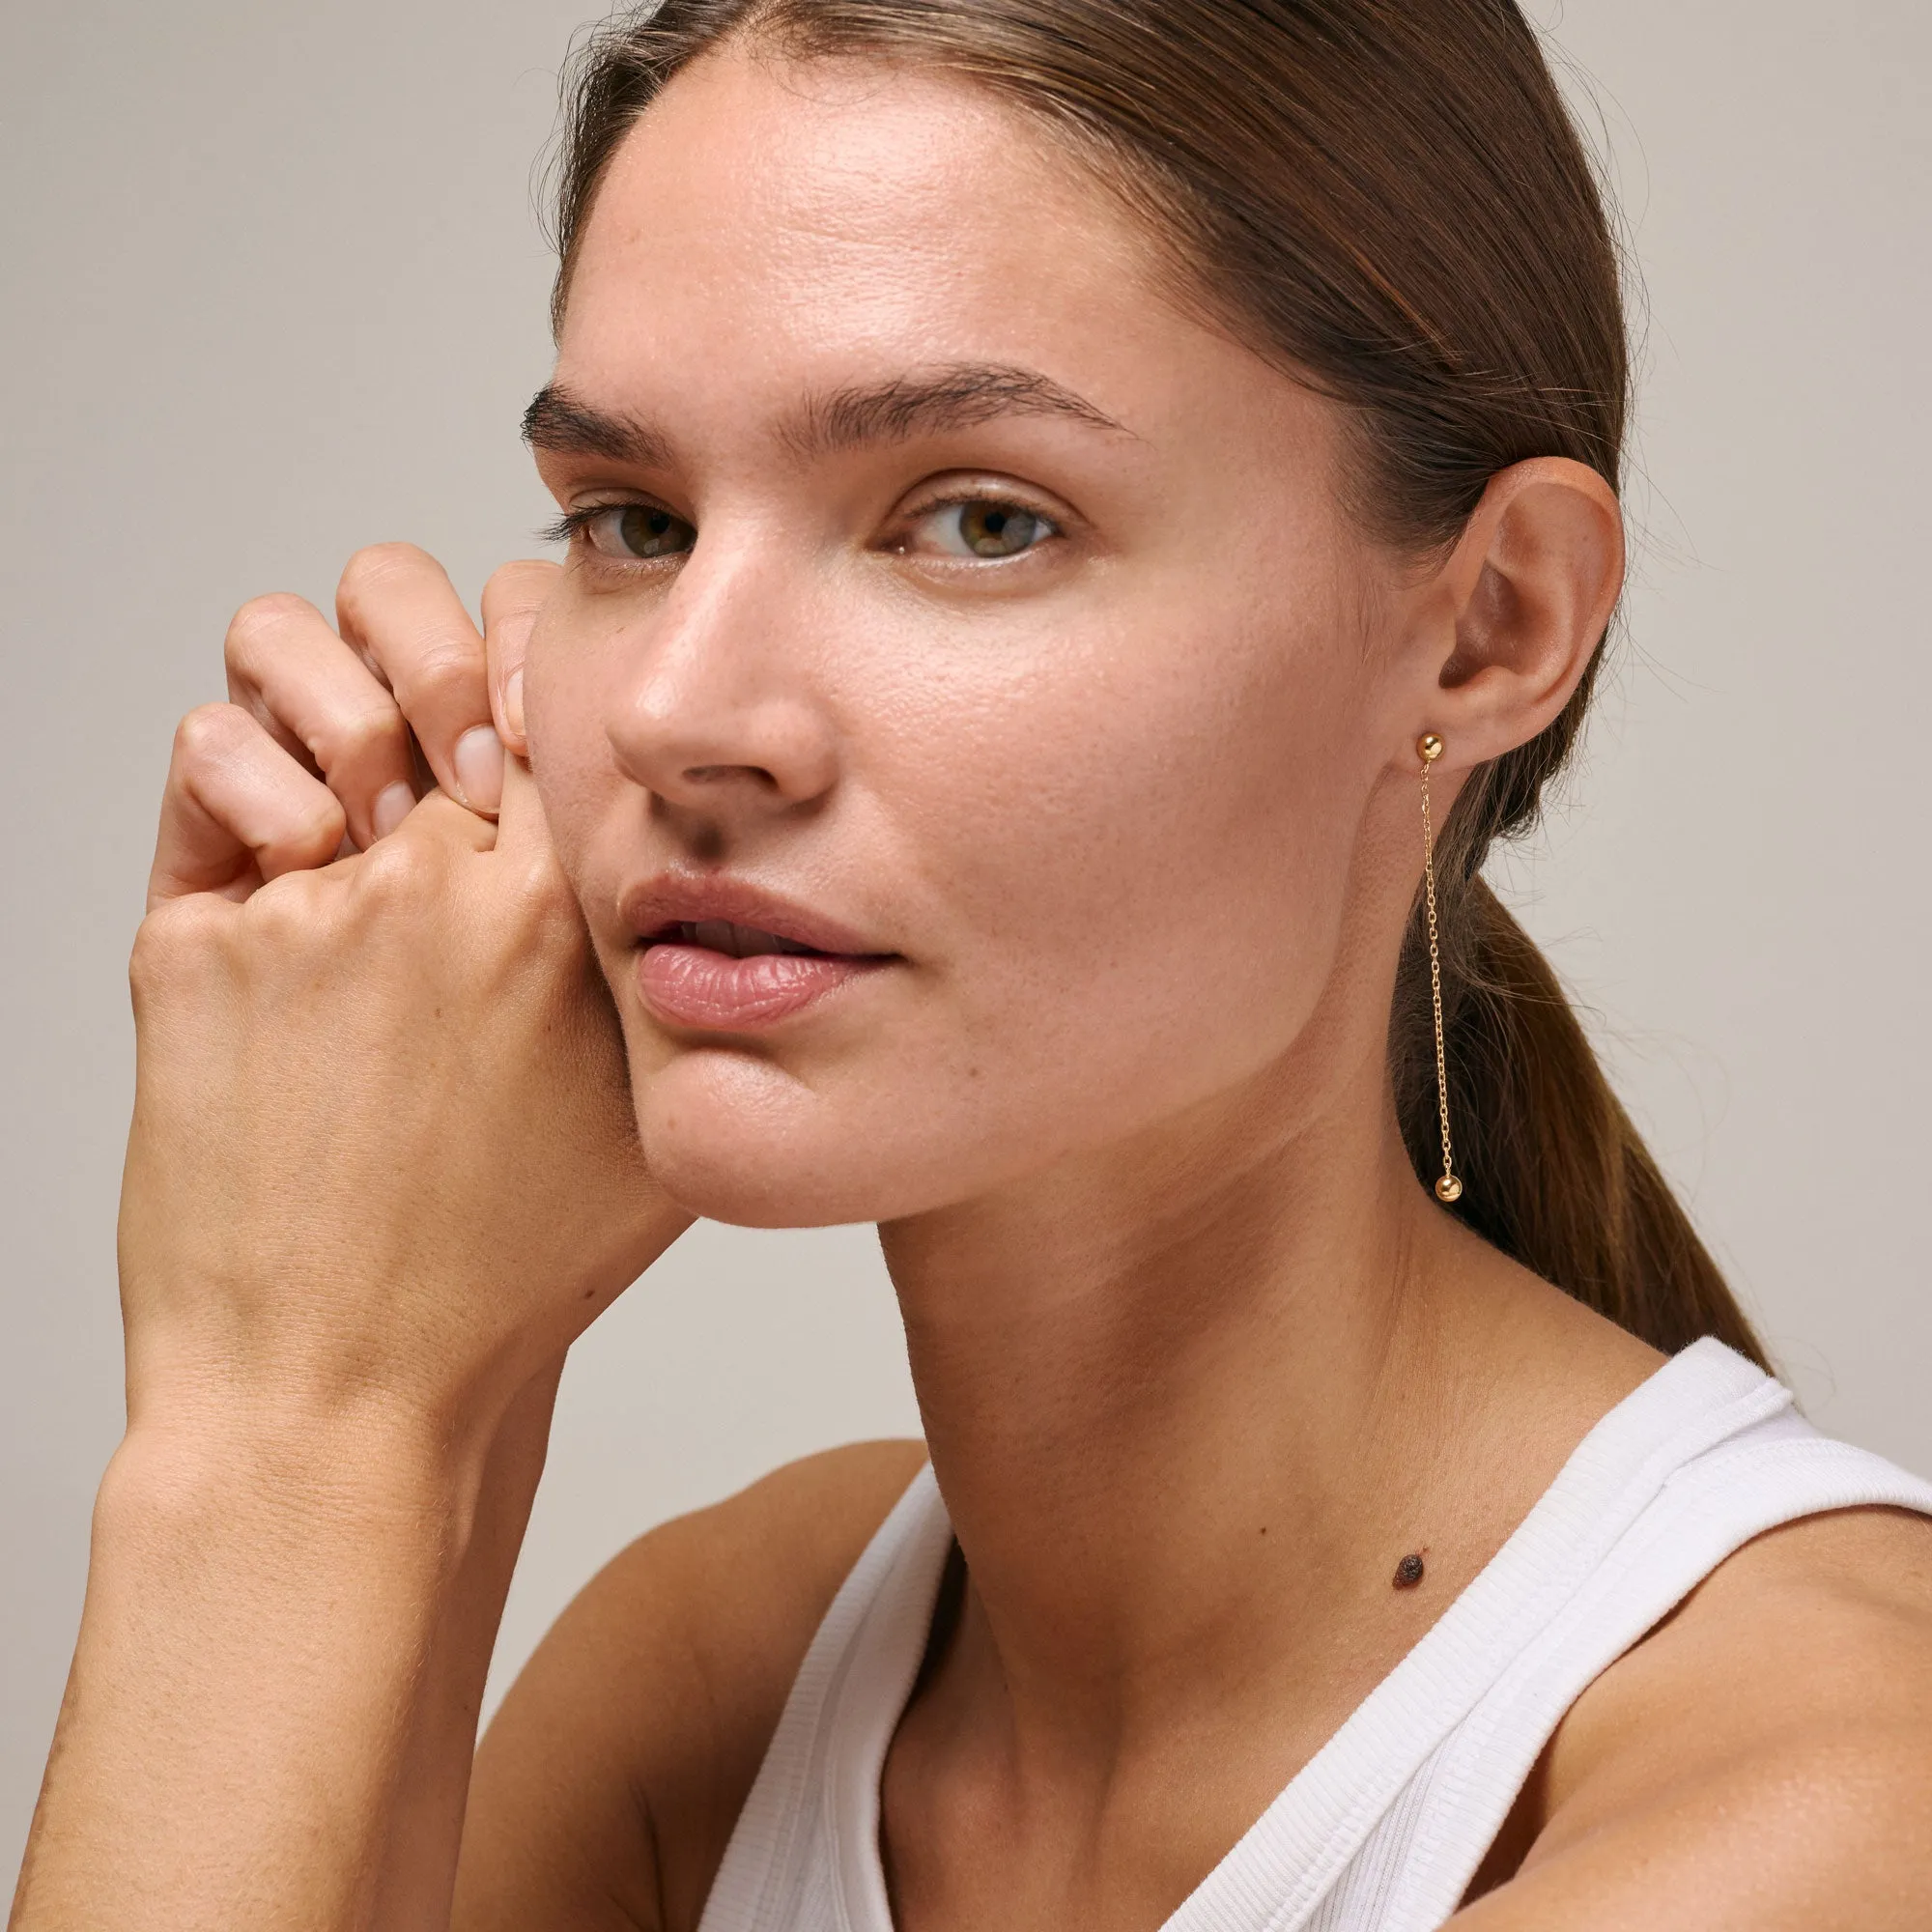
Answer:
[
  {"left": 537, "top": 505, "right": 621, "bottom": 547},
  {"left": 538, "top": 488, "right": 1067, "bottom": 562}
]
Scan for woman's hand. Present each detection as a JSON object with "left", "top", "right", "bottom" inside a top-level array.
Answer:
[
  {"left": 123, "top": 750, "right": 684, "bottom": 1449},
  {"left": 128, "top": 542, "right": 687, "bottom": 1442}
]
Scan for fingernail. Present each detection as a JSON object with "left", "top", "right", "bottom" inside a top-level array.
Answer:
[
  {"left": 454, "top": 725, "right": 505, "bottom": 813},
  {"left": 373, "top": 781, "right": 415, "bottom": 839},
  {"left": 503, "top": 668, "right": 526, "bottom": 741}
]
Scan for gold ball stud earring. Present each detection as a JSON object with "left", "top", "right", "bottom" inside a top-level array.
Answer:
[{"left": 1416, "top": 734, "right": 1463, "bottom": 1205}]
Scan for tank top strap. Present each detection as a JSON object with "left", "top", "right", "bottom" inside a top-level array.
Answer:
[
  {"left": 1159, "top": 1337, "right": 1796, "bottom": 1932},
  {"left": 1346, "top": 1403, "right": 1932, "bottom": 1932},
  {"left": 695, "top": 1462, "right": 952, "bottom": 1932}
]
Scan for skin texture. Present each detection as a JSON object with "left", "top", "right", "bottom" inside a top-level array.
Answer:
[{"left": 14, "top": 41, "right": 1932, "bottom": 1932}]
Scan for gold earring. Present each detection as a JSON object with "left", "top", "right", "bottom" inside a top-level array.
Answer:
[{"left": 1417, "top": 734, "right": 1463, "bottom": 1205}]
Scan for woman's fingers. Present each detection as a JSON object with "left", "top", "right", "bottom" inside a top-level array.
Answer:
[
  {"left": 481, "top": 559, "right": 561, "bottom": 758},
  {"left": 149, "top": 704, "right": 347, "bottom": 910},
  {"left": 334, "top": 544, "right": 501, "bottom": 818},
  {"left": 169, "top": 549, "right": 521, "bottom": 918},
  {"left": 477, "top": 563, "right": 563, "bottom": 875},
  {"left": 224, "top": 591, "right": 419, "bottom": 851}
]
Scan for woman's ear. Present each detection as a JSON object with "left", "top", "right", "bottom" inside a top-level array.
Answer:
[{"left": 1400, "top": 457, "right": 1625, "bottom": 770}]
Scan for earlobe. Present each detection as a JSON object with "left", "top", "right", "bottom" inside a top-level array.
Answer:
[{"left": 1420, "top": 457, "right": 1625, "bottom": 765}]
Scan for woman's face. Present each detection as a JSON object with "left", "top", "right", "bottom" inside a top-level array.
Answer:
[{"left": 527, "top": 46, "right": 1415, "bottom": 1227}]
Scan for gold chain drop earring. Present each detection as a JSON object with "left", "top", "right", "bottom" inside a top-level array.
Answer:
[{"left": 1417, "top": 733, "right": 1463, "bottom": 1205}]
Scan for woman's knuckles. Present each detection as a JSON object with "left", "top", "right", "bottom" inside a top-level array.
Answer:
[
  {"left": 129, "top": 893, "right": 242, "bottom": 1007},
  {"left": 333, "top": 540, "right": 441, "bottom": 617},
  {"left": 223, "top": 591, "right": 320, "bottom": 677},
  {"left": 498, "top": 834, "right": 582, "bottom": 927},
  {"left": 481, "top": 558, "right": 562, "bottom": 638},
  {"left": 334, "top": 545, "right": 488, "bottom": 700},
  {"left": 392, "top": 636, "right": 486, "bottom": 714},
  {"left": 312, "top": 698, "right": 408, "bottom": 777},
  {"left": 136, "top": 802, "right": 599, "bottom": 1081},
  {"left": 171, "top": 699, "right": 261, "bottom": 781},
  {"left": 339, "top": 823, "right": 458, "bottom": 911}
]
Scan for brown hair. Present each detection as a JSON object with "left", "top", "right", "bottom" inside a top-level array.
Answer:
[{"left": 546, "top": 0, "right": 1768, "bottom": 1366}]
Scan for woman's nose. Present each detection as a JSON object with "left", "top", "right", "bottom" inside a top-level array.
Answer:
[{"left": 603, "top": 554, "right": 840, "bottom": 825}]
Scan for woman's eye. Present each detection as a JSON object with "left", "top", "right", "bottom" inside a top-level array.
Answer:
[
  {"left": 582, "top": 504, "right": 696, "bottom": 561},
  {"left": 911, "top": 498, "right": 1061, "bottom": 560}
]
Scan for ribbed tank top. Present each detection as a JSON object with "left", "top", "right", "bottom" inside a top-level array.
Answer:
[{"left": 696, "top": 1340, "right": 1932, "bottom": 1932}]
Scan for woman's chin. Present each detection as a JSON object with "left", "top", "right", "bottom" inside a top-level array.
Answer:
[{"left": 633, "top": 1050, "right": 957, "bottom": 1231}]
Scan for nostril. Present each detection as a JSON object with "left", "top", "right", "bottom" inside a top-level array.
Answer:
[{"left": 683, "top": 763, "right": 779, "bottom": 789}]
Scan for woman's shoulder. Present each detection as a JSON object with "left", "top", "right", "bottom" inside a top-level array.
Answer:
[
  {"left": 1463, "top": 1500, "right": 1932, "bottom": 1926},
  {"left": 451, "top": 1437, "right": 930, "bottom": 1932}
]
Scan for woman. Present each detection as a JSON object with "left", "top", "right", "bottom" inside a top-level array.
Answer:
[{"left": 15, "top": 1, "right": 1932, "bottom": 1926}]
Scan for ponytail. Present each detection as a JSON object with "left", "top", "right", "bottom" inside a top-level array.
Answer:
[{"left": 1395, "top": 872, "right": 1769, "bottom": 1367}]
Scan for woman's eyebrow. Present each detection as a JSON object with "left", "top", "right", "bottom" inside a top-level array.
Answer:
[
  {"left": 522, "top": 363, "right": 1133, "bottom": 469},
  {"left": 783, "top": 362, "right": 1135, "bottom": 456},
  {"left": 522, "top": 386, "right": 675, "bottom": 469}
]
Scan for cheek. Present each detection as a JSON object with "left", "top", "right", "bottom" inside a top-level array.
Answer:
[
  {"left": 523, "top": 608, "right": 647, "bottom": 903},
  {"left": 875, "top": 577, "right": 1377, "bottom": 1129},
  {"left": 521, "top": 623, "right": 661, "bottom": 1046},
  {"left": 522, "top": 630, "right": 594, "bottom": 854}
]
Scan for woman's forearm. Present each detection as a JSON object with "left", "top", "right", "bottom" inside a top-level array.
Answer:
[
  {"left": 373, "top": 1364, "right": 563, "bottom": 1926},
  {"left": 11, "top": 1382, "right": 554, "bottom": 1932}
]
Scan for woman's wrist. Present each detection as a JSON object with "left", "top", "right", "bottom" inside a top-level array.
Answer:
[
  {"left": 112, "top": 1300, "right": 584, "bottom": 1510},
  {"left": 99, "top": 1403, "right": 486, "bottom": 1577}
]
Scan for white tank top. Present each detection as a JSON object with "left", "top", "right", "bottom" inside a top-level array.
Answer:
[{"left": 696, "top": 1339, "right": 1932, "bottom": 1932}]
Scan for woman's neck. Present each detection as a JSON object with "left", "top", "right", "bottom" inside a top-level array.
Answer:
[{"left": 878, "top": 1037, "right": 1660, "bottom": 1762}]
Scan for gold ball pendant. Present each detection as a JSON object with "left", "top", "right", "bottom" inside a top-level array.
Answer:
[{"left": 1435, "top": 1176, "right": 1463, "bottom": 1204}]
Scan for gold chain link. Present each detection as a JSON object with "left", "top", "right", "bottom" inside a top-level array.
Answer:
[{"left": 1419, "top": 748, "right": 1462, "bottom": 1203}]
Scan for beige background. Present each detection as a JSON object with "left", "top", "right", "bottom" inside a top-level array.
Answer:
[{"left": 2, "top": 0, "right": 1926, "bottom": 1880}]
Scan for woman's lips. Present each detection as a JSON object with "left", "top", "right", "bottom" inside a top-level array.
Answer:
[
  {"left": 621, "top": 879, "right": 896, "bottom": 1032},
  {"left": 636, "top": 942, "right": 889, "bottom": 1031}
]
